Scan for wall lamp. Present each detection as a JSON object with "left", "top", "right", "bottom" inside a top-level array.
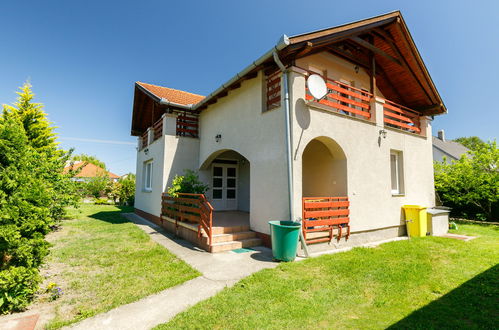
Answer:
[
  {"left": 379, "top": 129, "right": 387, "bottom": 139},
  {"left": 144, "top": 148, "right": 149, "bottom": 155},
  {"left": 215, "top": 134, "right": 222, "bottom": 143}
]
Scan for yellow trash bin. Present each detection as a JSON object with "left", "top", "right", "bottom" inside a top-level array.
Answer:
[{"left": 402, "top": 205, "right": 428, "bottom": 237}]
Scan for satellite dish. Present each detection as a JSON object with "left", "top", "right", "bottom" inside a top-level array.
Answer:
[{"left": 307, "top": 74, "right": 328, "bottom": 100}]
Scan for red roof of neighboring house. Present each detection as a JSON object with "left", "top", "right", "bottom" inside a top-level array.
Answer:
[
  {"left": 64, "top": 162, "right": 120, "bottom": 179},
  {"left": 136, "top": 82, "right": 204, "bottom": 106}
]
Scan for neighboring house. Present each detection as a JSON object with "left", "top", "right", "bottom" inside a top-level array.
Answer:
[
  {"left": 64, "top": 161, "right": 120, "bottom": 182},
  {"left": 131, "top": 11, "right": 447, "bottom": 252},
  {"left": 432, "top": 130, "right": 470, "bottom": 163}
]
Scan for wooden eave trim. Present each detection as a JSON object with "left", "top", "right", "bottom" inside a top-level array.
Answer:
[{"left": 288, "top": 12, "right": 399, "bottom": 44}]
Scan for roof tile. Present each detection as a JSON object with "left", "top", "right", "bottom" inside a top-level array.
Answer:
[{"left": 137, "top": 82, "right": 204, "bottom": 106}]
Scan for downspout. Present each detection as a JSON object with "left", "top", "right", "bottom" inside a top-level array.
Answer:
[
  {"left": 272, "top": 52, "right": 294, "bottom": 223},
  {"left": 273, "top": 52, "right": 309, "bottom": 257}
]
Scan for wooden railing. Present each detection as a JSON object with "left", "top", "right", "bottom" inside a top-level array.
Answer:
[
  {"left": 302, "top": 197, "right": 351, "bottom": 244},
  {"left": 161, "top": 193, "right": 213, "bottom": 245},
  {"left": 176, "top": 113, "right": 199, "bottom": 138},
  {"left": 152, "top": 117, "right": 163, "bottom": 141},
  {"left": 383, "top": 99, "right": 421, "bottom": 134},
  {"left": 266, "top": 70, "right": 281, "bottom": 111},
  {"left": 140, "top": 131, "right": 148, "bottom": 150}
]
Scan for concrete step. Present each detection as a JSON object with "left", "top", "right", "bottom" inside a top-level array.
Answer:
[
  {"left": 210, "top": 238, "right": 262, "bottom": 253},
  {"left": 211, "top": 225, "right": 251, "bottom": 235},
  {"left": 211, "top": 231, "right": 257, "bottom": 243}
]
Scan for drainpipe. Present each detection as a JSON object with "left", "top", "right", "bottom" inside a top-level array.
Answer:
[
  {"left": 272, "top": 52, "right": 294, "bottom": 223},
  {"left": 273, "top": 52, "right": 309, "bottom": 257}
]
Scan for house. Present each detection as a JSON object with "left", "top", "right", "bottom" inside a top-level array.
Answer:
[
  {"left": 432, "top": 130, "right": 470, "bottom": 163},
  {"left": 64, "top": 161, "right": 120, "bottom": 182},
  {"left": 131, "top": 11, "right": 447, "bottom": 252}
]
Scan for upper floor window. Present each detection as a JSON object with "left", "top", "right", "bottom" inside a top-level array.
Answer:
[
  {"left": 264, "top": 70, "right": 281, "bottom": 112},
  {"left": 390, "top": 150, "right": 404, "bottom": 195},
  {"left": 143, "top": 160, "right": 153, "bottom": 191}
]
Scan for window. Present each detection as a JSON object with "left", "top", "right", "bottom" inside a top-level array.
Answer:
[
  {"left": 143, "top": 161, "right": 153, "bottom": 191},
  {"left": 390, "top": 151, "right": 404, "bottom": 195}
]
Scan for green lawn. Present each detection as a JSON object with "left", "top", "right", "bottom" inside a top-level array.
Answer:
[
  {"left": 158, "top": 224, "right": 498, "bottom": 329},
  {"left": 44, "top": 204, "right": 200, "bottom": 329}
]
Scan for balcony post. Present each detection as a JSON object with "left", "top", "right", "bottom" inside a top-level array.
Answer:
[
  {"left": 419, "top": 116, "right": 430, "bottom": 138},
  {"left": 147, "top": 127, "right": 153, "bottom": 145},
  {"left": 373, "top": 97, "right": 385, "bottom": 128}
]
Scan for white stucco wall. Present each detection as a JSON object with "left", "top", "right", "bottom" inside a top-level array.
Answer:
[
  {"left": 135, "top": 114, "right": 200, "bottom": 217},
  {"left": 289, "top": 64, "right": 435, "bottom": 233},
  {"left": 198, "top": 71, "right": 289, "bottom": 234}
]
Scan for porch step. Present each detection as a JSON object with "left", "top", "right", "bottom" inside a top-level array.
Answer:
[
  {"left": 210, "top": 238, "right": 262, "bottom": 253},
  {"left": 212, "top": 231, "right": 257, "bottom": 244},
  {"left": 211, "top": 225, "right": 250, "bottom": 235}
]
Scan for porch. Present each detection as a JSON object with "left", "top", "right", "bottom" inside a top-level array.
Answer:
[{"left": 161, "top": 194, "right": 260, "bottom": 253}]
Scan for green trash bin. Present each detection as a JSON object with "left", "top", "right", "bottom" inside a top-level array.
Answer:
[{"left": 269, "top": 221, "right": 301, "bottom": 262}]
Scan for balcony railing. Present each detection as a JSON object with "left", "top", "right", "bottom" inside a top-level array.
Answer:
[
  {"left": 305, "top": 78, "right": 373, "bottom": 119},
  {"left": 383, "top": 99, "right": 421, "bottom": 134},
  {"left": 140, "top": 131, "right": 148, "bottom": 150},
  {"left": 152, "top": 117, "right": 163, "bottom": 141},
  {"left": 176, "top": 113, "right": 199, "bottom": 138}
]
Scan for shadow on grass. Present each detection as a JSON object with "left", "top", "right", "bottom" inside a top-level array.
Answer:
[
  {"left": 388, "top": 264, "right": 499, "bottom": 329},
  {"left": 88, "top": 206, "right": 134, "bottom": 224}
]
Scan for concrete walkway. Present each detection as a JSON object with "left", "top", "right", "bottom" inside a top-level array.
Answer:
[{"left": 66, "top": 213, "right": 278, "bottom": 330}]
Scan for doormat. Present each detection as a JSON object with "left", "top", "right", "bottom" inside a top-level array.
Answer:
[{"left": 232, "top": 248, "right": 256, "bottom": 253}]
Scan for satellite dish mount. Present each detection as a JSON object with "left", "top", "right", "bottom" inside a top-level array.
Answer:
[{"left": 307, "top": 74, "right": 328, "bottom": 100}]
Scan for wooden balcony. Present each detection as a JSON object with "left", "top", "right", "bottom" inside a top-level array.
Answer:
[
  {"left": 382, "top": 99, "right": 421, "bottom": 134},
  {"left": 305, "top": 77, "right": 373, "bottom": 120}
]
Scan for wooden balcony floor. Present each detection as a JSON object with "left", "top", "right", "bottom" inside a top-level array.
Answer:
[{"left": 213, "top": 211, "right": 250, "bottom": 228}]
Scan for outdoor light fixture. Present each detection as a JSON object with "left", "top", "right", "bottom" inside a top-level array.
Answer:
[
  {"left": 215, "top": 134, "right": 222, "bottom": 143},
  {"left": 354, "top": 65, "right": 359, "bottom": 73},
  {"left": 379, "top": 129, "right": 387, "bottom": 139},
  {"left": 144, "top": 148, "right": 149, "bottom": 155}
]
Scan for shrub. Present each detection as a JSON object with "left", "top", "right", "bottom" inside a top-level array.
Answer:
[
  {"left": 117, "top": 174, "right": 135, "bottom": 205},
  {"left": 435, "top": 140, "right": 498, "bottom": 221},
  {"left": 0, "top": 267, "right": 41, "bottom": 312},
  {"left": 0, "top": 83, "right": 76, "bottom": 313},
  {"left": 167, "top": 170, "right": 208, "bottom": 197}
]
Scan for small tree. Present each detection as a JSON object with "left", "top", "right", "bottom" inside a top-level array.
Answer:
[
  {"left": 435, "top": 140, "right": 498, "bottom": 221},
  {"left": 167, "top": 170, "right": 208, "bottom": 197},
  {"left": 454, "top": 136, "right": 487, "bottom": 151},
  {"left": 84, "top": 174, "right": 111, "bottom": 199},
  {"left": 72, "top": 154, "right": 107, "bottom": 170},
  {"left": 117, "top": 174, "right": 135, "bottom": 205}
]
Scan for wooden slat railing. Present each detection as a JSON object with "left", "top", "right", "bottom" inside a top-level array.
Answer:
[
  {"left": 152, "top": 117, "right": 163, "bottom": 141},
  {"left": 302, "top": 197, "right": 351, "bottom": 244},
  {"left": 162, "top": 193, "right": 213, "bottom": 245},
  {"left": 383, "top": 99, "right": 421, "bottom": 134},
  {"left": 140, "top": 131, "right": 148, "bottom": 150},
  {"left": 176, "top": 113, "right": 199, "bottom": 138},
  {"left": 305, "top": 78, "right": 372, "bottom": 119},
  {"left": 266, "top": 70, "right": 281, "bottom": 111}
]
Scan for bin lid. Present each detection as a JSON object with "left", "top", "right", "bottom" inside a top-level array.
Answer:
[
  {"left": 427, "top": 207, "right": 451, "bottom": 215},
  {"left": 403, "top": 205, "right": 426, "bottom": 210}
]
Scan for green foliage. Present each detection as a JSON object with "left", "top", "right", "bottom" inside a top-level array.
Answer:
[
  {"left": 84, "top": 175, "right": 111, "bottom": 199},
  {"left": 0, "top": 267, "right": 41, "bottom": 312},
  {"left": 72, "top": 154, "right": 106, "bottom": 170},
  {"left": 0, "top": 83, "right": 76, "bottom": 313},
  {"left": 453, "top": 136, "right": 487, "bottom": 151},
  {"left": 435, "top": 140, "right": 498, "bottom": 221},
  {"left": 117, "top": 174, "right": 135, "bottom": 205},
  {"left": 167, "top": 170, "right": 208, "bottom": 197}
]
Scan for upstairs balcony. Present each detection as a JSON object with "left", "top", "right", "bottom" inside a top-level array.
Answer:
[
  {"left": 139, "top": 112, "right": 199, "bottom": 151},
  {"left": 291, "top": 67, "right": 426, "bottom": 136}
]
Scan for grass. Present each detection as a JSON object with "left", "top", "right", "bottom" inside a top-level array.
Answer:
[
  {"left": 43, "top": 204, "right": 200, "bottom": 328},
  {"left": 157, "top": 224, "right": 498, "bottom": 329}
]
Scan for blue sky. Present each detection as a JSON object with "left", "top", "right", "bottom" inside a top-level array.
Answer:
[{"left": 1, "top": 1, "right": 497, "bottom": 175}]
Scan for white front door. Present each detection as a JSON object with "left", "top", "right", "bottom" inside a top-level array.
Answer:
[{"left": 211, "top": 163, "right": 237, "bottom": 211}]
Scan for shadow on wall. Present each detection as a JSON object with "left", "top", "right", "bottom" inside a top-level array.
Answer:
[{"left": 388, "top": 264, "right": 499, "bottom": 329}]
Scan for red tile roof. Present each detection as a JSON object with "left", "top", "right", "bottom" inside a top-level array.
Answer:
[
  {"left": 136, "top": 82, "right": 204, "bottom": 106},
  {"left": 64, "top": 162, "right": 120, "bottom": 179}
]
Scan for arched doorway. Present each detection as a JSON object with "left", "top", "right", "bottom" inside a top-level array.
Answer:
[
  {"left": 302, "top": 137, "right": 347, "bottom": 197},
  {"left": 200, "top": 149, "right": 250, "bottom": 212}
]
